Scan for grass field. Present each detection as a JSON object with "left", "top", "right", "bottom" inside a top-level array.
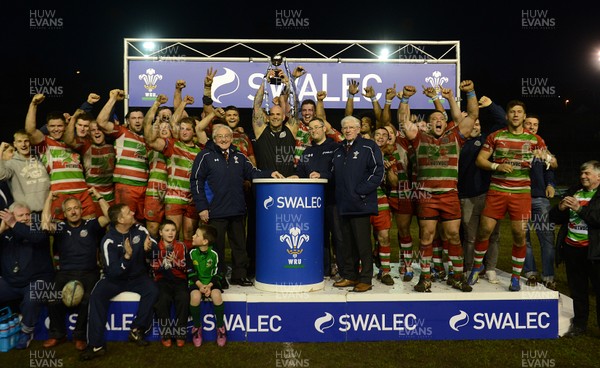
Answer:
[{"left": 2, "top": 215, "right": 599, "bottom": 368}]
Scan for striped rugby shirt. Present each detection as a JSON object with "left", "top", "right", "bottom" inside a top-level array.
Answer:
[
  {"left": 75, "top": 138, "right": 116, "bottom": 202},
  {"left": 232, "top": 131, "right": 254, "bottom": 158},
  {"left": 412, "top": 125, "right": 465, "bottom": 194},
  {"left": 565, "top": 188, "right": 597, "bottom": 247},
  {"left": 38, "top": 136, "right": 88, "bottom": 194},
  {"left": 109, "top": 125, "right": 149, "bottom": 187},
  {"left": 293, "top": 122, "right": 310, "bottom": 165},
  {"left": 162, "top": 138, "right": 201, "bottom": 205},
  {"left": 145, "top": 150, "right": 168, "bottom": 199},
  {"left": 482, "top": 128, "right": 546, "bottom": 194},
  {"left": 376, "top": 185, "right": 390, "bottom": 212},
  {"left": 388, "top": 138, "right": 413, "bottom": 200}
]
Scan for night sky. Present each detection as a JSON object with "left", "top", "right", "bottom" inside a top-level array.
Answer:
[{"left": 2, "top": 2, "right": 599, "bottom": 181}]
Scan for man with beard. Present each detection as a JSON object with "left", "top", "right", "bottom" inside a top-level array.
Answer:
[
  {"left": 292, "top": 117, "right": 343, "bottom": 279},
  {"left": 252, "top": 74, "right": 299, "bottom": 177},
  {"left": 399, "top": 81, "right": 478, "bottom": 293},
  {"left": 96, "top": 89, "right": 149, "bottom": 223}
]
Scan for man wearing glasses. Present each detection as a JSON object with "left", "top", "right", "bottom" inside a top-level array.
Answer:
[{"left": 292, "top": 118, "right": 343, "bottom": 279}]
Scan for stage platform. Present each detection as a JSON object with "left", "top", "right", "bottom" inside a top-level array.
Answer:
[{"left": 33, "top": 265, "right": 573, "bottom": 343}]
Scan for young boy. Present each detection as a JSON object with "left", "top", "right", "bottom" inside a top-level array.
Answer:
[
  {"left": 151, "top": 219, "right": 190, "bottom": 347},
  {"left": 187, "top": 224, "right": 227, "bottom": 347}
]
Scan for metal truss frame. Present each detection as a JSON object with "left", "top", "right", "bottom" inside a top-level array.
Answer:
[{"left": 123, "top": 38, "right": 460, "bottom": 110}]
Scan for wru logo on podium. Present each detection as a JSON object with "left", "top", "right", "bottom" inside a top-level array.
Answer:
[{"left": 280, "top": 227, "right": 308, "bottom": 258}]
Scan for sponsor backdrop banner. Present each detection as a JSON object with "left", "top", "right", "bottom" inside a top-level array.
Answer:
[
  {"left": 34, "top": 297, "right": 558, "bottom": 342},
  {"left": 34, "top": 301, "right": 248, "bottom": 342},
  {"left": 129, "top": 61, "right": 456, "bottom": 110}
]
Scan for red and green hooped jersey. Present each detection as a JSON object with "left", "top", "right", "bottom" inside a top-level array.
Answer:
[
  {"left": 109, "top": 126, "right": 149, "bottom": 187},
  {"left": 162, "top": 138, "right": 200, "bottom": 205},
  {"left": 566, "top": 188, "right": 597, "bottom": 247},
  {"left": 76, "top": 138, "right": 116, "bottom": 202},
  {"left": 387, "top": 138, "right": 413, "bottom": 199},
  {"left": 38, "top": 136, "right": 88, "bottom": 194},
  {"left": 376, "top": 185, "right": 390, "bottom": 212},
  {"left": 482, "top": 128, "right": 546, "bottom": 194},
  {"left": 145, "top": 150, "right": 168, "bottom": 199},
  {"left": 293, "top": 122, "right": 310, "bottom": 165},
  {"left": 412, "top": 125, "right": 465, "bottom": 194},
  {"left": 232, "top": 131, "right": 255, "bottom": 158}
]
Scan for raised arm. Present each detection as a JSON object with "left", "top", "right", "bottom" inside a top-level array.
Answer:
[
  {"left": 381, "top": 84, "right": 397, "bottom": 127},
  {"left": 144, "top": 94, "right": 169, "bottom": 152},
  {"left": 79, "top": 93, "right": 101, "bottom": 116},
  {"left": 362, "top": 86, "right": 383, "bottom": 124},
  {"left": 440, "top": 87, "right": 462, "bottom": 124},
  {"left": 316, "top": 90, "right": 327, "bottom": 121},
  {"left": 478, "top": 95, "right": 507, "bottom": 134},
  {"left": 456, "top": 80, "right": 479, "bottom": 138},
  {"left": 96, "top": 89, "right": 124, "bottom": 133},
  {"left": 203, "top": 68, "right": 217, "bottom": 116},
  {"left": 398, "top": 86, "right": 418, "bottom": 141},
  {"left": 25, "top": 94, "right": 47, "bottom": 145},
  {"left": 88, "top": 187, "right": 110, "bottom": 227},
  {"left": 422, "top": 86, "right": 447, "bottom": 117},
  {"left": 345, "top": 80, "right": 360, "bottom": 117},
  {"left": 172, "top": 94, "right": 194, "bottom": 129},
  {"left": 252, "top": 80, "right": 267, "bottom": 139},
  {"left": 195, "top": 107, "right": 225, "bottom": 144},
  {"left": 173, "top": 80, "right": 186, "bottom": 111},
  {"left": 41, "top": 191, "right": 57, "bottom": 232},
  {"left": 63, "top": 109, "right": 86, "bottom": 149}
]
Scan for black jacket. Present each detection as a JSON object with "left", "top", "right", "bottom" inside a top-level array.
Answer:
[
  {"left": 332, "top": 136, "right": 384, "bottom": 216},
  {"left": 550, "top": 184, "right": 600, "bottom": 264},
  {"left": 0, "top": 222, "right": 54, "bottom": 287},
  {"left": 191, "top": 140, "right": 273, "bottom": 219}
]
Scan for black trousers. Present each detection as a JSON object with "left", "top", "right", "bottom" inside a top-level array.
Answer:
[
  {"left": 153, "top": 278, "right": 190, "bottom": 339},
  {"left": 325, "top": 203, "right": 344, "bottom": 274},
  {"left": 210, "top": 216, "right": 249, "bottom": 280},
  {"left": 245, "top": 188, "right": 257, "bottom": 276},
  {"left": 339, "top": 215, "right": 373, "bottom": 285},
  {"left": 564, "top": 244, "right": 600, "bottom": 329},
  {"left": 47, "top": 269, "right": 99, "bottom": 340},
  {"left": 87, "top": 274, "right": 159, "bottom": 347}
]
